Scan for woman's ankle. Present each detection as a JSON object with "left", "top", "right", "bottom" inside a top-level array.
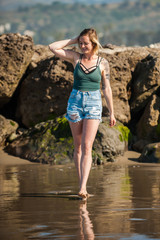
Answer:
[{"left": 79, "top": 188, "right": 87, "bottom": 194}]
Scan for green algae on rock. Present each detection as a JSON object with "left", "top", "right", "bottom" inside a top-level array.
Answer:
[
  {"left": 5, "top": 116, "right": 128, "bottom": 165},
  {"left": 116, "top": 125, "right": 132, "bottom": 143},
  {"left": 5, "top": 117, "right": 74, "bottom": 165},
  {"left": 116, "top": 125, "right": 133, "bottom": 151}
]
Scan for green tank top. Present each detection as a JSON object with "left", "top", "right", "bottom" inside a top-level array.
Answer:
[{"left": 73, "top": 55, "right": 102, "bottom": 91}]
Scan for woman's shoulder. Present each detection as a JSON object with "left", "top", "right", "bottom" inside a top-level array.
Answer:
[
  {"left": 99, "top": 57, "right": 109, "bottom": 64},
  {"left": 99, "top": 57, "right": 109, "bottom": 71}
]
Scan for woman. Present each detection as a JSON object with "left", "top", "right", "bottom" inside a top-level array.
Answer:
[{"left": 49, "top": 28, "right": 116, "bottom": 199}]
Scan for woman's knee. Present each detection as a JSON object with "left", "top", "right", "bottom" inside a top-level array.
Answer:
[
  {"left": 82, "top": 142, "right": 92, "bottom": 154},
  {"left": 74, "top": 143, "right": 81, "bottom": 154}
]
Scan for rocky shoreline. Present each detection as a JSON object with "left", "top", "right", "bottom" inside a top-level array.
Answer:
[{"left": 0, "top": 33, "right": 160, "bottom": 164}]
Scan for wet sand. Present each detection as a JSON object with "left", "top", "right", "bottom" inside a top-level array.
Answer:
[
  {"left": 115, "top": 150, "right": 141, "bottom": 165},
  {"left": 0, "top": 148, "right": 35, "bottom": 165},
  {"left": 0, "top": 148, "right": 141, "bottom": 166},
  {"left": 1, "top": 149, "right": 160, "bottom": 240}
]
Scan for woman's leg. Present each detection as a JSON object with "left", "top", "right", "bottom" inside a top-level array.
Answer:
[
  {"left": 69, "top": 121, "right": 83, "bottom": 183},
  {"left": 79, "top": 119, "right": 100, "bottom": 196}
]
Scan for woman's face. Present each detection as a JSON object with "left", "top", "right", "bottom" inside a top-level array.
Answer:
[{"left": 79, "top": 35, "right": 93, "bottom": 54}]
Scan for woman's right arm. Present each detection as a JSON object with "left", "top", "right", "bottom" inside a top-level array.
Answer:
[{"left": 48, "top": 37, "right": 79, "bottom": 65}]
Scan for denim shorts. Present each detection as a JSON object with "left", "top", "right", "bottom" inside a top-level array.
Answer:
[{"left": 65, "top": 89, "right": 102, "bottom": 123}]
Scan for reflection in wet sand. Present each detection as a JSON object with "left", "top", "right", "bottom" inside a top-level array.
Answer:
[
  {"left": 78, "top": 202, "right": 95, "bottom": 240},
  {"left": 129, "top": 166, "right": 160, "bottom": 239},
  {"left": 0, "top": 166, "right": 19, "bottom": 208},
  {"left": 92, "top": 166, "right": 134, "bottom": 234}
]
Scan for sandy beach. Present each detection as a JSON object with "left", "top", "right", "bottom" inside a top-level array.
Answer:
[
  {"left": 0, "top": 148, "right": 141, "bottom": 166},
  {"left": 0, "top": 148, "right": 35, "bottom": 165}
]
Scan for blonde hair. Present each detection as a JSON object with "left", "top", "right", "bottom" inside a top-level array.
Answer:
[{"left": 78, "top": 28, "right": 102, "bottom": 54}]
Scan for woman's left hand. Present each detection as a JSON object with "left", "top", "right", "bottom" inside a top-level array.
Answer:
[{"left": 110, "top": 114, "right": 116, "bottom": 127}]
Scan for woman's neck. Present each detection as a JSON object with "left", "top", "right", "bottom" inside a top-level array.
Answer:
[{"left": 82, "top": 53, "right": 97, "bottom": 61}]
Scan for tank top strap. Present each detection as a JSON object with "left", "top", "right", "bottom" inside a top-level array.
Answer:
[
  {"left": 79, "top": 54, "right": 88, "bottom": 71},
  {"left": 78, "top": 55, "right": 103, "bottom": 74},
  {"left": 96, "top": 56, "right": 103, "bottom": 67},
  {"left": 79, "top": 54, "right": 102, "bottom": 65},
  {"left": 79, "top": 55, "right": 102, "bottom": 66}
]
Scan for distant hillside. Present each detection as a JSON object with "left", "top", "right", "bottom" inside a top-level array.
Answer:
[
  {"left": 0, "top": 0, "right": 160, "bottom": 46},
  {"left": 0, "top": 0, "right": 135, "bottom": 11}
]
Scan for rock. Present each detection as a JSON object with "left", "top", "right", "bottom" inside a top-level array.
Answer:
[
  {"left": 16, "top": 54, "right": 74, "bottom": 127},
  {"left": 5, "top": 117, "right": 73, "bottom": 164},
  {"left": 0, "top": 115, "right": 18, "bottom": 146},
  {"left": 5, "top": 116, "right": 128, "bottom": 164},
  {"left": 93, "top": 117, "right": 131, "bottom": 162},
  {"left": 102, "top": 43, "right": 118, "bottom": 50},
  {"left": 136, "top": 94, "right": 160, "bottom": 142},
  {"left": 2, "top": 35, "right": 160, "bottom": 157},
  {"left": 138, "top": 142, "right": 160, "bottom": 163},
  {"left": 15, "top": 45, "right": 151, "bottom": 127},
  {"left": 7, "top": 132, "right": 19, "bottom": 142},
  {"left": 149, "top": 42, "right": 160, "bottom": 49},
  {"left": 28, "top": 44, "right": 54, "bottom": 70},
  {"left": 15, "top": 44, "right": 159, "bottom": 128},
  {"left": 130, "top": 53, "right": 160, "bottom": 113},
  {"left": 132, "top": 139, "right": 150, "bottom": 153},
  {"left": 100, "top": 46, "right": 152, "bottom": 124},
  {"left": 100, "top": 49, "right": 131, "bottom": 123},
  {"left": 0, "top": 33, "right": 34, "bottom": 108},
  {"left": 5, "top": 117, "right": 72, "bottom": 164}
]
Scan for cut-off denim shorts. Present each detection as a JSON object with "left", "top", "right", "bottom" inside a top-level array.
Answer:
[{"left": 65, "top": 89, "right": 102, "bottom": 123}]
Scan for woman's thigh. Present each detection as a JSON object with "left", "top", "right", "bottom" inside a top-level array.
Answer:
[
  {"left": 82, "top": 119, "right": 100, "bottom": 149},
  {"left": 69, "top": 121, "right": 83, "bottom": 147}
]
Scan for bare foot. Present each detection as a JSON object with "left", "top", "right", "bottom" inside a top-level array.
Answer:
[{"left": 78, "top": 190, "right": 88, "bottom": 200}]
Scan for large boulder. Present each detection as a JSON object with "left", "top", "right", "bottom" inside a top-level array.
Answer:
[
  {"left": 5, "top": 117, "right": 128, "bottom": 164},
  {"left": 137, "top": 94, "right": 160, "bottom": 141},
  {"left": 29, "top": 44, "right": 54, "bottom": 70},
  {"left": 138, "top": 142, "right": 160, "bottom": 163},
  {"left": 5, "top": 117, "right": 73, "bottom": 164},
  {"left": 100, "top": 46, "right": 152, "bottom": 124},
  {"left": 16, "top": 52, "right": 74, "bottom": 127},
  {"left": 0, "top": 33, "right": 34, "bottom": 108},
  {"left": 16, "top": 45, "right": 155, "bottom": 128},
  {"left": 101, "top": 46, "right": 160, "bottom": 153},
  {"left": 132, "top": 94, "right": 160, "bottom": 152},
  {"left": 0, "top": 115, "right": 18, "bottom": 146},
  {"left": 130, "top": 53, "right": 160, "bottom": 113},
  {"left": 93, "top": 117, "right": 131, "bottom": 162},
  {"left": 101, "top": 51, "right": 131, "bottom": 123}
]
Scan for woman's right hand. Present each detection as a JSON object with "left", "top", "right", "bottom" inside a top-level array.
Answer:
[{"left": 109, "top": 113, "right": 116, "bottom": 127}]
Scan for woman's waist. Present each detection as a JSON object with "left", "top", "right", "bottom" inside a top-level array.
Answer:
[
  {"left": 72, "top": 88, "right": 101, "bottom": 95},
  {"left": 73, "top": 81, "right": 101, "bottom": 92}
]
